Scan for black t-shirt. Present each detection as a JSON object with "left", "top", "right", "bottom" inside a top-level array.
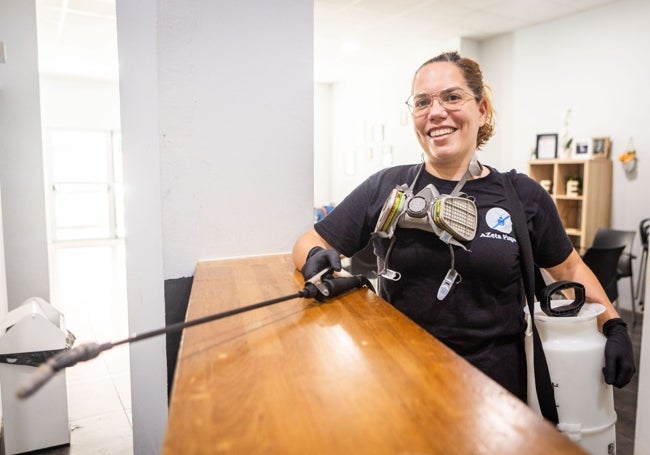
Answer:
[{"left": 314, "top": 164, "right": 573, "bottom": 397}]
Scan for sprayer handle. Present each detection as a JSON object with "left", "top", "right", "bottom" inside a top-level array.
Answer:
[{"left": 540, "top": 281, "right": 585, "bottom": 317}]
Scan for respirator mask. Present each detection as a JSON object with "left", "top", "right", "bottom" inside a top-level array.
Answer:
[
  {"left": 371, "top": 157, "right": 481, "bottom": 300},
  {"left": 374, "top": 184, "right": 477, "bottom": 244}
]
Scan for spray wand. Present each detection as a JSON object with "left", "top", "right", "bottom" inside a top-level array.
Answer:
[{"left": 16, "top": 269, "right": 374, "bottom": 399}]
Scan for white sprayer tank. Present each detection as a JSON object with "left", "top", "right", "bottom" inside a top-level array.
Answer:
[{"left": 526, "top": 300, "right": 616, "bottom": 455}]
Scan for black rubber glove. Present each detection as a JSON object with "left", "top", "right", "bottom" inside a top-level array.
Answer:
[
  {"left": 602, "top": 318, "right": 636, "bottom": 388},
  {"left": 301, "top": 246, "right": 341, "bottom": 280}
]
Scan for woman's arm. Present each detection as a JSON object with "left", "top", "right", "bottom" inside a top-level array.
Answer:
[
  {"left": 545, "top": 248, "right": 636, "bottom": 388},
  {"left": 291, "top": 227, "right": 333, "bottom": 271}
]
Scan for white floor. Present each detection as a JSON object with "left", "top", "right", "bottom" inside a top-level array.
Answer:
[{"left": 43, "top": 240, "right": 133, "bottom": 454}]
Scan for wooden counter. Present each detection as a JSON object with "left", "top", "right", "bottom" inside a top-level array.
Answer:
[{"left": 164, "top": 254, "right": 585, "bottom": 454}]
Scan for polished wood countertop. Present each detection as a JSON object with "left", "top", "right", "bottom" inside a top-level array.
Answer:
[{"left": 163, "top": 254, "right": 585, "bottom": 454}]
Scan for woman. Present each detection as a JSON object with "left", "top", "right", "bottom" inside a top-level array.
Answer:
[{"left": 292, "top": 51, "right": 634, "bottom": 401}]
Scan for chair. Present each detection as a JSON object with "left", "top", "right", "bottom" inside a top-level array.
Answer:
[
  {"left": 637, "top": 218, "right": 650, "bottom": 311},
  {"left": 591, "top": 228, "right": 637, "bottom": 320},
  {"left": 582, "top": 246, "right": 626, "bottom": 305}
]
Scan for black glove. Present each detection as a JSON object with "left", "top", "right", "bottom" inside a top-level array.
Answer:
[
  {"left": 301, "top": 246, "right": 341, "bottom": 280},
  {"left": 602, "top": 318, "right": 636, "bottom": 388}
]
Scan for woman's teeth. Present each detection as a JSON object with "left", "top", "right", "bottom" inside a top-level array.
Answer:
[{"left": 429, "top": 127, "right": 455, "bottom": 138}]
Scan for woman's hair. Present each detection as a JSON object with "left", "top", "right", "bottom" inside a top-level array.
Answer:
[{"left": 415, "top": 51, "right": 495, "bottom": 149}]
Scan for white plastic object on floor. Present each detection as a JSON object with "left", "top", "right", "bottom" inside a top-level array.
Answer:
[{"left": 0, "top": 297, "right": 72, "bottom": 454}]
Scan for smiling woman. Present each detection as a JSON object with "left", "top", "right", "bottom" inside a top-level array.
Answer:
[{"left": 296, "top": 51, "right": 635, "bottom": 452}]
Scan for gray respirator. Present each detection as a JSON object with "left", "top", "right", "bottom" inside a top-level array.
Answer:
[
  {"left": 371, "top": 159, "right": 481, "bottom": 300},
  {"left": 374, "top": 184, "right": 477, "bottom": 245}
]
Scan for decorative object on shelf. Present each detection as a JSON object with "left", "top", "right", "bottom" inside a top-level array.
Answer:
[
  {"left": 573, "top": 140, "right": 591, "bottom": 160},
  {"left": 592, "top": 137, "right": 611, "bottom": 159},
  {"left": 560, "top": 108, "right": 573, "bottom": 159},
  {"left": 562, "top": 138, "right": 573, "bottom": 159},
  {"left": 566, "top": 175, "right": 582, "bottom": 197},
  {"left": 540, "top": 179, "right": 553, "bottom": 193},
  {"left": 618, "top": 137, "right": 637, "bottom": 174},
  {"left": 535, "top": 133, "right": 558, "bottom": 160}
]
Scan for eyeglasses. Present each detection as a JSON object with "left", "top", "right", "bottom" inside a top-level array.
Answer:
[{"left": 405, "top": 87, "right": 476, "bottom": 116}]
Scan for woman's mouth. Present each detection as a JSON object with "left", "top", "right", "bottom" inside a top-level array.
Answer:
[{"left": 428, "top": 127, "right": 456, "bottom": 138}]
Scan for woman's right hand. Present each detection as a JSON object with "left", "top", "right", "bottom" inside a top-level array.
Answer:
[{"left": 300, "top": 246, "right": 341, "bottom": 280}]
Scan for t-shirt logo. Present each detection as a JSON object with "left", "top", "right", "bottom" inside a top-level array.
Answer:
[{"left": 486, "top": 207, "right": 512, "bottom": 234}]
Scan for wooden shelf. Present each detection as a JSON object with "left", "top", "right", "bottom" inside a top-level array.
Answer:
[{"left": 528, "top": 159, "right": 612, "bottom": 251}]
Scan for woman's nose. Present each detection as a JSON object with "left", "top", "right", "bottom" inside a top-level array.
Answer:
[{"left": 427, "top": 98, "right": 447, "bottom": 119}]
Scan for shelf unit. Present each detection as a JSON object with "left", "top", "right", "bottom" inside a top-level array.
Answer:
[{"left": 527, "top": 159, "right": 612, "bottom": 252}]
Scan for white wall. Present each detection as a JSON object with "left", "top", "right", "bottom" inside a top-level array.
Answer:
[
  {"left": 0, "top": 187, "right": 5, "bottom": 423},
  {"left": 0, "top": 187, "right": 7, "bottom": 325},
  {"left": 473, "top": 33, "right": 516, "bottom": 172},
  {"left": 155, "top": 0, "right": 314, "bottom": 278},
  {"left": 314, "top": 83, "right": 332, "bottom": 206},
  {"left": 114, "top": 1, "right": 167, "bottom": 453},
  {"left": 0, "top": 0, "right": 50, "bottom": 309},
  {"left": 116, "top": 0, "right": 314, "bottom": 452}
]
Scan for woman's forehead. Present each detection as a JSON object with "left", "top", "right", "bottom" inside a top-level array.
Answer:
[{"left": 413, "top": 62, "right": 465, "bottom": 90}]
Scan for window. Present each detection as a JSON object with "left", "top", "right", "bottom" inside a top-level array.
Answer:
[{"left": 45, "top": 129, "right": 124, "bottom": 242}]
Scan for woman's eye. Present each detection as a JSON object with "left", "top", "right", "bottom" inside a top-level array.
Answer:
[
  {"left": 443, "top": 91, "right": 464, "bottom": 103},
  {"left": 414, "top": 96, "right": 430, "bottom": 108}
]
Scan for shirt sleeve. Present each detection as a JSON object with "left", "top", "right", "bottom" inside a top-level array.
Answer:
[
  {"left": 313, "top": 178, "right": 376, "bottom": 257},
  {"left": 313, "top": 166, "right": 412, "bottom": 258}
]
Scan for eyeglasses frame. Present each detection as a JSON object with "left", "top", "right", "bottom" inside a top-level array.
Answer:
[{"left": 405, "top": 87, "right": 478, "bottom": 117}]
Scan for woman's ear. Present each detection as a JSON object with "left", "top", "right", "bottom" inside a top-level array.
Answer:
[{"left": 477, "top": 98, "right": 488, "bottom": 127}]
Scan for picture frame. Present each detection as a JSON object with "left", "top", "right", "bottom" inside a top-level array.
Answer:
[
  {"left": 573, "top": 140, "right": 591, "bottom": 160},
  {"left": 592, "top": 137, "right": 611, "bottom": 159},
  {"left": 535, "top": 133, "right": 558, "bottom": 160}
]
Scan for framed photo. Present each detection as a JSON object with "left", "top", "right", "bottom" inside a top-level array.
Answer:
[
  {"left": 592, "top": 137, "right": 611, "bottom": 159},
  {"left": 573, "top": 140, "right": 591, "bottom": 159},
  {"left": 535, "top": 133, "right": 558, "bottom": 160}
]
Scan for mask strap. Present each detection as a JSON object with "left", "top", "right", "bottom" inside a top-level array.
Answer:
[
  {"left": 469, "top": 152, "right": 482, "bottom": 178},
  {"left": 412, "top": 153, "right": 480, "bottom": 196},
  {"left": 408, "top": 162, "right": 425, "bottom": 192}
]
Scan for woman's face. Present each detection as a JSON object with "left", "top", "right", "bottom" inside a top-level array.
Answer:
[{"left": 411, "top": 62, "right": 487, "bottom": 172}]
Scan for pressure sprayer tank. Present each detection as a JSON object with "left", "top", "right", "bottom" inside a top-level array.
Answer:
[{"left": 525, "top": 290, "right": 616, "bottom": 455}]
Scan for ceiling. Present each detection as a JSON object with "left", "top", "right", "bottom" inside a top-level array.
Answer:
[
  {"left": 35, "top": 0, "right": 621, "bottom": 81},
  {"left": 36, "top": 0, "right": 119, "bottom": 80}
]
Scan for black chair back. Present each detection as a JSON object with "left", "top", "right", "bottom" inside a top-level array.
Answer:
[
  {"left": 592, "top": 228, "right": 635, "bottom": 277},
  {"left": 640, "top": 218, "right": 650, "bottom": 250},
  {"left": 582, "top": 246, "right": 625, "bottom": 303}
]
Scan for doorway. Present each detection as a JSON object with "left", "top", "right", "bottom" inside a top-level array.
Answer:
[{"left": 36, "top": 0, "right": 132, "bottom": 451}]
